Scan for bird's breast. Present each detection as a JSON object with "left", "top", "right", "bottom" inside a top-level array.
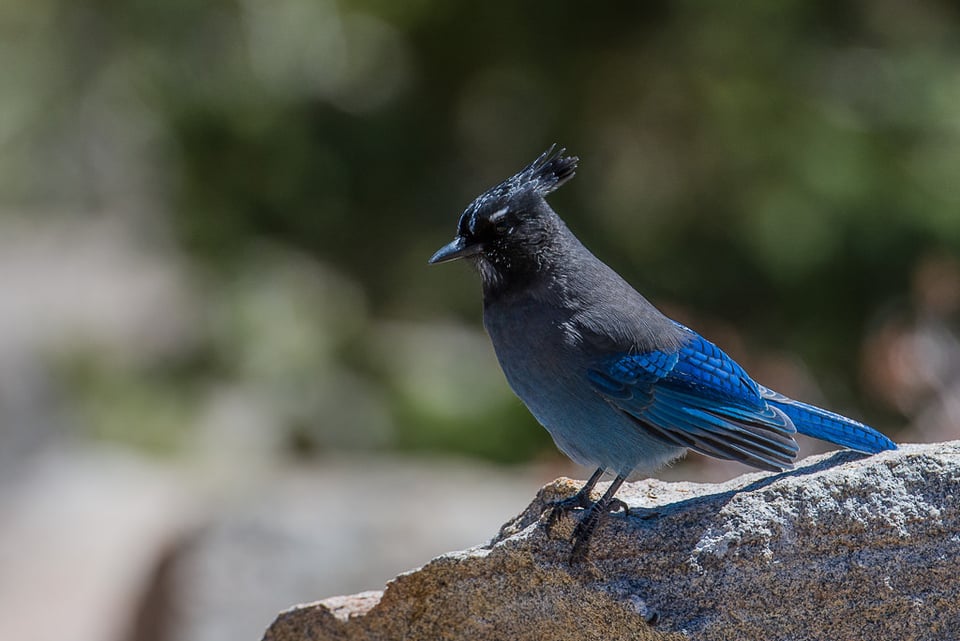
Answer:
[
  {"left": 483, "top": 298, "right": 596, "bottom": 420},
  {"left": 483, "top": 297, "right": 682, "bottom": 473}
]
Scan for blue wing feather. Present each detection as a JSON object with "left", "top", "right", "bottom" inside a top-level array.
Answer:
[
  {"left": 607, "top": 350, "right": 679, "bottom": 381},
  {"left": 669, "top": 335, "right": 765, "bottom": 408},
  {"left": 589, "top": 328, "right": 895, "bottom": 471},
  {"left": 590, "top": 331, "right": 798, "bottom": 472}
]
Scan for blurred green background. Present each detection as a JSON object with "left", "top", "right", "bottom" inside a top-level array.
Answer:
[
  {"left": 3, "top": 1, "right": 960, "bottom": 639},
  {"left": 11, "top": 0, "right": 957, "bottom": 460}
]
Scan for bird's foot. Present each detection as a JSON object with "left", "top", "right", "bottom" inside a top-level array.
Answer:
[
  {"left": 543, "top": 487, "right": 596, "bottom": 533},
  {"left": 569, "top": 497, "right": 631, "bottom": 563}
]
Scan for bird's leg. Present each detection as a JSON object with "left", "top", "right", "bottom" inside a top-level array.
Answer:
[
  {"left": 544, "top": 467, "right": 605, "bottom": 532},
  {"left": 570, "top": 474, "right": 627, "bottom": 563}
]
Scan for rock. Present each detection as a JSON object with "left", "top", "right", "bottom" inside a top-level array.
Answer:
[
  {"left": 126, "top": 456, "right": 538, "bottom": 641},
  {"left": 262, "top": 442, "right": 960, "bottom": 641},
  {"left": 0, "top": 446, "right": 194, "bottom": 641}
]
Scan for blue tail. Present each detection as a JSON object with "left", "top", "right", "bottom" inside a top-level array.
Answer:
[{"left": 760, "top": 387, "right": 896, "bottom": 454}]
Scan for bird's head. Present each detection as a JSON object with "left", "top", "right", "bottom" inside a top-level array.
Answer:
[{"left": 429, "top": 145, "right": 578, "bottom": 289}]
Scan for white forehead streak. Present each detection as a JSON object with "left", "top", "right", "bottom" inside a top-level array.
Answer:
[{"left": 488, "top": 207, "right": 509, "bottom": 224}]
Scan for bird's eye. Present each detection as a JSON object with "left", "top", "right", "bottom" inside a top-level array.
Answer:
[
  {"left": 462, "top": 207, "right": 513, "bottom": 241},
  {"left": 488, "top": 207, "right": 511, "bottom": 233}
]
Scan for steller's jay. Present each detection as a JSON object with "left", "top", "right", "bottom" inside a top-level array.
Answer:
[{"left": 429, "top": 146, "right": 896, "bottom": 561}]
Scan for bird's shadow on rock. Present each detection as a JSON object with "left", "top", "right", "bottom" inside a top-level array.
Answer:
[
  {"left": 494, "top": 449, "right": 869, "bottom": 548},
  {"left": 648, "top": 449, "right": 867, "bottom": 519}
]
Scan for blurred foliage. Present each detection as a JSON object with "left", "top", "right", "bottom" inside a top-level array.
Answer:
[{"left": 6, "top": 0, "right": 960, "bottom": 464}]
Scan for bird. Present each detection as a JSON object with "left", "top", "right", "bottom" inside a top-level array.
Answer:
[{"left": 428, "top": 145, "right": 897, "bottom": 561}]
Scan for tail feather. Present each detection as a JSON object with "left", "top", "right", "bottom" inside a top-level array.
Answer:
[{"left": 760, "top": 387, "right": 897, "bottom": 454}]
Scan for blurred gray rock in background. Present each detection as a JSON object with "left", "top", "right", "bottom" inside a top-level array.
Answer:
[
  {"left": 264, "top": 442, "right": 960, "bottom": 641},
  {"left": 0, "top": 447, "right": 193, "bottom": 641},
  {"left": 0, "top": 446, "right": 539, "bottom": 641},
  {"left": 128, "top": 456, "right": 537, "bottom": 641}
]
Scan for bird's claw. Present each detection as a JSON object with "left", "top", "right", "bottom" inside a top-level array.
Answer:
[
  {"left": 608, "top": 497, "right": 629, "bottom": 516},
  {"left": 543, "top": 488, "right": 595, "bottom": 533}
]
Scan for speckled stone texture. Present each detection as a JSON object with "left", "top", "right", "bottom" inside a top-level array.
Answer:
[{"left": 263, "top": 442, "right": 960, "bottom": 641}]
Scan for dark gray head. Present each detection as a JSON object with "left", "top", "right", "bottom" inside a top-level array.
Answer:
[{"left": 429, "top": 145, "right": 579, "bottom": 291}]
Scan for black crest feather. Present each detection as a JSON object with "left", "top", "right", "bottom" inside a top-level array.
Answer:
[
  {"left": 518, "top": 144, "right": 579, "bottom": 196},
  {"left": 467, "top": 145, "right": 578, "bottom": 215}
]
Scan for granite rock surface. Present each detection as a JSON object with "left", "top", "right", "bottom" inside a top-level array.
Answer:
[{"left": 264, "top": 442, "right": 960, "bottom": 641}]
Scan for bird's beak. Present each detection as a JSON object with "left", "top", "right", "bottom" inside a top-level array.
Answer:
[{"left": 428, "top": 236, "right": 481, "bottom": 264}]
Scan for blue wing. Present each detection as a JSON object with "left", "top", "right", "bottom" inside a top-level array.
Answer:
[{"left": 587, "top": 331, "right": 799, "bottom": 472}]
